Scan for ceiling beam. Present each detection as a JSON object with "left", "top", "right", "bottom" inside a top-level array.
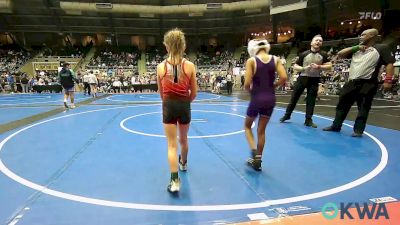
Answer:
[
  {"left": 2, "top": 12, "right": 268, "bottom": 21},
  {"left": 0, "top": 14, "right": 9, "bottom": 32},
  {"left": 42, "top": 0, "right": 64, "bottom": 33}
]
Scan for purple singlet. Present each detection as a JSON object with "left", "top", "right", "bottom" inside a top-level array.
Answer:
[{"left": 246, "top": 56, "right": 276, "bottom": 117}]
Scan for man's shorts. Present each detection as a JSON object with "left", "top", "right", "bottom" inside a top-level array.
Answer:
[{"left": 63, "top": 86, "right": 75, "bottom": 93}]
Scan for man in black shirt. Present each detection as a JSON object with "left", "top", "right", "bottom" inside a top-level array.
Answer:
[
  {"left": 280, "top": 35, "right": 332, "bottom": 128},
  {"left": 323, "top": 29, "right": 395, "bottom": 137}
]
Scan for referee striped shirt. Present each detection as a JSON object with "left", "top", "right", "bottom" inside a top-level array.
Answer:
[
  {"left": 296, "top": 50, "right": 329, "bottom": 77},
  {"left": 348, "top": 44, "right": 395, "bottom": 81}
]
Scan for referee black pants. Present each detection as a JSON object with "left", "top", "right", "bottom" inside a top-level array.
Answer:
[
  {"left": 332, "top": 79, "right": 378, "bottom": 133},
  {"left": 227, "top": 81, "right": 233, "bottom": 94},
  {"left": 284, "top": 76, "right": 319, "bottom": 120},
  {"left": 84, "top": 82, "right": 90, "bottom": 95}
]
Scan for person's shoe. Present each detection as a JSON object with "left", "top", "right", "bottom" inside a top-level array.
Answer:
[
  {"left": 179, "top": 155, "right": 187, "bottom": 172},
  {"left": 323, "top": 126, "right": 341, "bottom": 132},
  {"left": 304, "top": 119, "right": 317, "bottom": 128},
  {"left": 63, "top": 102, "right": 69, "bottom": 109},
  {"left": 351, "top": 132, "right": 363, "bottom": 137},
  {"left": 279, "top": 115, "right": 291, "bottom": 123},
  {"left": 247, "top": 158, "right": 262, "bottom": 171},
  {"left": 167, "top": 178, "right": 180, "bottom": 193},
  {"left": 70, "top": 104, "right": 76, "bottom": 109}
]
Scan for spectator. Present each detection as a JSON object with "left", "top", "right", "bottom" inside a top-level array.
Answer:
[{"left": 20, "top": 73, "right": 29, "bottom": 93}]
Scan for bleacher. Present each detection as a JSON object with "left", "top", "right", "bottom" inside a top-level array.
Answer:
[
  {"left": 145, "top": 47, "right": 166, "bottom": 72},
  {"left": 0, "top": 46, "right": 32, "bottom": 73},
  {"left": 87, "top": 46, "right": 139, "bottom": 69}
]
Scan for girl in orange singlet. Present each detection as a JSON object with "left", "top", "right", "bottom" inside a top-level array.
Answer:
[{"left": 157, "top": 28, "right": 197, "bottom": 193}]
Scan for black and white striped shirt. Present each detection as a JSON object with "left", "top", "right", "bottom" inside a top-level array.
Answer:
[
  {"left": 296, "top": 50, "right": 329, "bottom": 77},
  {"left": 348, "top": 44, "right": 395, "bottom": 81}
]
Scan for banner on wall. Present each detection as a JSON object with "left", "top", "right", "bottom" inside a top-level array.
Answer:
[
  {"left": 33, "top": 63, "right": 60, "bottom": 71},
  {"left": 34, "top": 62, "right": 77, "bottom": 71}
]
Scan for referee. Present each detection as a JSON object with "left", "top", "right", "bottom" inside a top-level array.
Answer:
[
  {"left": 280, "top": 35, "right": 332, "bottom": 128},
  {"left": 323, "top": 29, "right": 395, "bottom": 137}
]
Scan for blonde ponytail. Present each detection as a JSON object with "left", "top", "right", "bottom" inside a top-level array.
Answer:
[{"left": 163, "top": 28, "right": 186, "bottom": 64}]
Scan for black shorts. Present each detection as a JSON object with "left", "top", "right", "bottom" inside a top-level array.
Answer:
[
  {"left": 63, "top": 86, "right": 74, "bottom": 93},
  {"left": 162, "top": 99, "right": 191, "bottom": 124}
]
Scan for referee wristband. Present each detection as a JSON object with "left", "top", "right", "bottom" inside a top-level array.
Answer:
[
  {"left": 352, "top": 45, "right": 360, "bottom": 53},
  {"left": 384, "top": 75, "right": 393, "bottom": 83}
]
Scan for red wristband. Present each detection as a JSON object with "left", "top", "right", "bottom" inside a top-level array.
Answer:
[
  {"left": 384, "top": 80, "right": 392, "bottom": 84},
  {"left": 384, "top": 75, "right": 393, "bottom": 83}
]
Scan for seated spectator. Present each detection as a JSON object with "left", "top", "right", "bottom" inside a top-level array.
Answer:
[{"left": 112, "top": 79, "right": 122, "bottom": 93}]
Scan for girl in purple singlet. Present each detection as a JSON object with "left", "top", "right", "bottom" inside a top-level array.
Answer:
[{"left": 244, "top": 38, "right": 287, "bottom": 171}]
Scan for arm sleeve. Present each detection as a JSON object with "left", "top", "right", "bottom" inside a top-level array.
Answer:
[
  {"left": 70, "top": 70, "right": 80, "bottom": 83},
  {"left": 295, "top": 51, "right": 307, "bottom": 66},
  {"left": 322, "top": 51, "right": 330, "bottom": 63},
  {"left": 377, "top": 44, "right": 396, "bottom": 65},
  {"left": 70, "top": 70, "right": 77, "bottom": 79}
]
